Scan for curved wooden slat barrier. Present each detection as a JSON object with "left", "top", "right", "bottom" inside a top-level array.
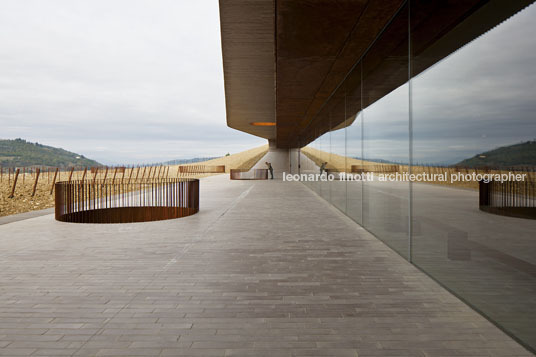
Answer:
[
  {"left": 55, "top": 178, "right": 199, "bottom": 223},
  {"left": 479, "top": 180, "right": 536, "bottom": 220},
  {"left": 230, "top": 169, "right": 268, "bottom": 180},
  {"left": 351, "top": 164, "right": 399, "bottom": 173},
  {"left": 178, "top": 165, "right": 225, "bottom": 175}
]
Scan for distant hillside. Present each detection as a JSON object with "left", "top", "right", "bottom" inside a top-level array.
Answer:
[
  {"left": 456, "top": 140, "right": 536, "bottom": 168},
  {"left": 0, "top": 138, "right": 101, "bottom": 168}
]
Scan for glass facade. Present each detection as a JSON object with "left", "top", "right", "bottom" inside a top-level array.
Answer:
[{"left": 301, "top": 2, "right": 536, "bottom": 352}]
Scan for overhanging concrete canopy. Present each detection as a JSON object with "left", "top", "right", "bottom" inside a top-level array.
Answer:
[
  {"left": 219, "top": 0, "right": 535, "bottom": 148},
  {"left": 219, "top": 0, "right": 276, "bottom": 139}
]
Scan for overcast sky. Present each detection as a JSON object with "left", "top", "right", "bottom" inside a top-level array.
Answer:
[
  {"left": 2, "top": 2, "right": 535, "bottom": 166},
  {"left": 0, "top": 0, "right": 266, "bottom": 165}
]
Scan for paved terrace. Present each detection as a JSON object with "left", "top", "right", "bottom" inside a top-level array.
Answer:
[{"left": 0, "top": 175, "right": 531, "bottom": 357}]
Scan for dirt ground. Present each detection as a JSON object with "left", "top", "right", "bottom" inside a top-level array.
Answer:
[{"left": 0, "top": 172, "right": 59, "bottom": 217}]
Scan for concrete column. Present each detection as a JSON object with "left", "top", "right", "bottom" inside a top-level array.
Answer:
[{"left": 253, "top": 140, "right": 289, "bottom": 179}]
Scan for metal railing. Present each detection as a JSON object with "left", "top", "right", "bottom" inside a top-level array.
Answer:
[
  {"left": 55, "top": 178, "right": 199, "bottom": 223},
  {"left": 479, "top": 180, "right": 536, "bottom": 220}
]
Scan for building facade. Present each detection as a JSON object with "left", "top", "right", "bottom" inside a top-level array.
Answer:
[{"left": 220, "top": 0, "right": 536, "bottom": 352}]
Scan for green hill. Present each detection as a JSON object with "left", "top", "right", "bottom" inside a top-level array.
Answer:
[
  {"left": 456, "top": 140, "right": 536, "bottom": 169},
  {"left": 0, "top": 138, "right": 101, "bottom": 168}
]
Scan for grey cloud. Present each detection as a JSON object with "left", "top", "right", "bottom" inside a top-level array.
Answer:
[{"left": 0, "top": 0, "right": 266, "bottom": 165}]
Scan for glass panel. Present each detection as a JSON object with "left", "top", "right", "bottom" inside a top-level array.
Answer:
[
  {"left": 302, "top": 132, "right": 324, "bottom": 196},
  {"left": 345, "top": 67, "right": 364, "bottom": 225},
  {"left": 362, "top": 3, "right": 410, "bottom": 258},
  {"left": 329, "top": 99, "right": 348, "bottom": 213},
  {"left": 289, "top": 148, "right": 300, "bottom": 175},
  {"left": 301, "top": 131, "right": 324, "bottom": 194},
  {"left": 319, "top": 131, "right": 330, "bottom": 201},
  {"left": 412, "top": 3, "right": 536, "bottom": 351}
]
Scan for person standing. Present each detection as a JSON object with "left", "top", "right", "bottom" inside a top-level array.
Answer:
[
  {"left": 320, "top": 162, "right": 327, "bottom": 175},
  {"left": 265, "top": 162, "right": 274, "bottom": 179}
]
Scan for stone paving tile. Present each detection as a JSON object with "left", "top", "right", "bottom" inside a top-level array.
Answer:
[{"left": 0, "top": 175, "right": 533, "bottom": 356}]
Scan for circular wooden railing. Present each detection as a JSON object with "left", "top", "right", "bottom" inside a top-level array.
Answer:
[
  {"left": 479, "top": 180, "right": 535, "bottom": 220},
  {"left": 55, "top": 178, "right": 199, "bottom": 223},
  {"left": 230, "top": 169, "right": 268, "bottom": 180}
]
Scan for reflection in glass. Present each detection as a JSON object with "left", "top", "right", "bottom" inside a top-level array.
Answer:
[
  {"left": 361, "top": 4, "right": 409, "bottom": 258},
  {"left": 412, "top": 3, "right": 536, "bottom": 350},
  {"left": 298, "top": 2, "right": 536, "bottom": 351}
]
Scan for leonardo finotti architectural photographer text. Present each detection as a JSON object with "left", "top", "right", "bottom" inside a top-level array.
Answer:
[{"left": 283, "top": 171, "right": 527, "bottom": 183}]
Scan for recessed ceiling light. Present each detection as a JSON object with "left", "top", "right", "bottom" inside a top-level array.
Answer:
[{"left": 250, "top": 122, "right": 276, "bottom": 126}]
